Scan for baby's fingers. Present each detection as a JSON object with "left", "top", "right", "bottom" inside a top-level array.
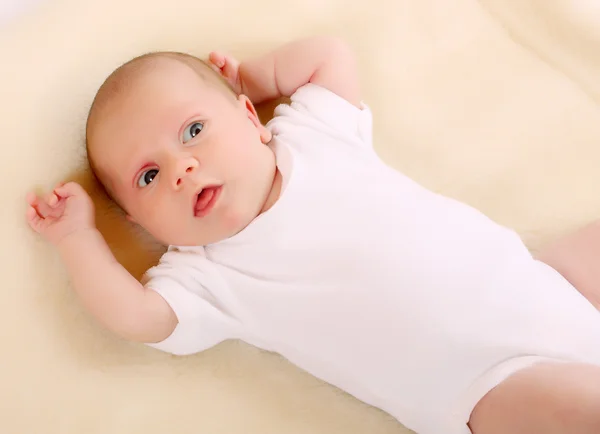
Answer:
[
  {"left": 47, "top": 191, "right": 60, "bottom": 207},
  {"left": 27, "top": 193, "right": 54, "bottom": 219},
  {"left": 41, "top": 192, "right": 67, "bottom": 219},
  {"left": 208, "top": 51, "right": 227, "bottom": 69},
  {"left": 26, "top": 191, "right": 39, "bottom": 207},
  {"left": 54, "top": 182, "right": 85, "bottom": 199},
  {"left": 208, "top": 52, "right": 239, "bottom": 78},
  {"left": 26, "top": 205, "right": 44, "bottom": 231}
]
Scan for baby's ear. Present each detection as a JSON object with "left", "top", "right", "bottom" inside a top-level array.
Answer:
[
  {"left": 258, "top": 124, "right": 272, "bottom": 144},
  {"left": 239, "top": 95, "right": 272, "bottom": 144},
  {"left": 238, "top": 94, "right": 259, "bottom": 122}
]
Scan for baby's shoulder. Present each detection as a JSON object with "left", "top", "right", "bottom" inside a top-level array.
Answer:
[{"left": 268, "top": 83, "right": 373, "bottom": 151}]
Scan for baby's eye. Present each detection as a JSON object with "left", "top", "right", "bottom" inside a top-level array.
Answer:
[
  {"left": 138, "top": 168, "right": 159, "bottom": 187},
  {"left": 182, "top": 122, "right": 204, "bottom": 143}
]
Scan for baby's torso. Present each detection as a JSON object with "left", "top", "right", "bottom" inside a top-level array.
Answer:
[
  {"left": 146, "top": 85, "right": 600, "bottom": 429},
  {"left": 200, "top": 124, "right": 564, "bottom": 411}
]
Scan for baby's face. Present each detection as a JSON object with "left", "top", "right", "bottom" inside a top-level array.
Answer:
[{"left": 90, "top": 59, "right": 277, "bottom": 246}]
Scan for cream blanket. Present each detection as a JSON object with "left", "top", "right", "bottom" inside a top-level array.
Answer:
[{"left": 2, "top": 0, "right": 600, "bottom": 432}]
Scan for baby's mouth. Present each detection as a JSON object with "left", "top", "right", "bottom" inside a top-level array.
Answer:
[{"left": 194, "top": 186, "right": 222, "bottom": 218}]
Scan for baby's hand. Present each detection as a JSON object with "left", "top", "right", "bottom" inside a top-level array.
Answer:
[
  {"left": 208, "top": 51, "right": 242, "bottom": 95},
  {"left": 26, "top": 182, "right": 96, "bottom": 246}
]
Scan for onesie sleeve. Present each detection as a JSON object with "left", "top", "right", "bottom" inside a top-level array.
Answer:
[
  {"left": 270, "top": 83, "right": 373, "bottom": 148},
  {"left": 141, "top": 246, "right": 239, "bottom": 355}
]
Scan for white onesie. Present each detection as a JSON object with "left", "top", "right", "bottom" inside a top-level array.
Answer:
[{"left": 144, "top": 84, "right": 600, "bottom": 434}]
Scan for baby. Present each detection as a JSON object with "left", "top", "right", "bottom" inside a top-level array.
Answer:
[{"left": 26, "top": 37, "right": 600, "bottom": 434}]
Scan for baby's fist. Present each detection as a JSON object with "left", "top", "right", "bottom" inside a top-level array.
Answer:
[
  {"left": 26, "top": 182, "right": 96, "bottom": 246},
  {"left": 208, "top": 51, "right": 242, "bottom": 95}
]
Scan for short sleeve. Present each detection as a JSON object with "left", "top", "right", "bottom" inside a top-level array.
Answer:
[
  {"left": 270, "top": 83, "right": 373, "bottom": 148},
  {"left": 142, "top": 246, "right": 239, "bottom": 355}
]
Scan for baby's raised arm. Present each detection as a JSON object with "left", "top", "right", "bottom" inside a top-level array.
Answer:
[
  {"left": 26, "top": 183, "right": 177, "bottom": 343},
  {"left": 209, "top": 36, "right": 361, "bottom": 108}
]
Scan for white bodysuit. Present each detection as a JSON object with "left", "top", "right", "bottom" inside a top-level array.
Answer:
[{"left": 144, "top": 84, "right": 600, "bottom": 434}]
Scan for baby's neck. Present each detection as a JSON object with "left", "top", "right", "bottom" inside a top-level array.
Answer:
[{"left": 260, "top": 168, "right": 283, "bottom": 214}]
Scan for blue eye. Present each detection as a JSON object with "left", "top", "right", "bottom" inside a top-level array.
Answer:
[
  {"left": 182, "top": 122, "right": 204, "bottom": 143},
  {"left": 138, "top": 169, "right": 158, "bottom": 187}
]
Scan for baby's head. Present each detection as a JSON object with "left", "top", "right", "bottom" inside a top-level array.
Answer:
[{"left": 86, "top": 52, "right": 276, "bottom": 246}]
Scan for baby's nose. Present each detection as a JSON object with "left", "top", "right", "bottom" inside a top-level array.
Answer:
[
  {"left": 175, "top": 165, "right": 195, "bottom": 187},
  {"left": 172, "top": 157, "right": 198, "bottom": 188}
]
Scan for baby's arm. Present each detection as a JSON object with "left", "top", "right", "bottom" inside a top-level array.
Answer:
[
  {"left": 57, "top": 228, "right": 176, "bottom": 342},
  {"left": 209, "top": 36, "right": 361, "bottom": 107},
  {"left": 536, "top": 220, "right": 600, "bottom": 310},
  {"left": 26, "top": 183, "right": 177, "bottom": 343}
]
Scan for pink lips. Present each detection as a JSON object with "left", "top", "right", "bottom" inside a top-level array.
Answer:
[{"left": 194, "top": 186, "right": 222, "bottom": 217}]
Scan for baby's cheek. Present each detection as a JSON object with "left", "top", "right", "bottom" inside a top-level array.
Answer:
[
  {"left": 144, "top": 208, "right": 175, "bottom": 238},
  {"left": 220, "top": 202, "right": 252, "bottom": 235}
]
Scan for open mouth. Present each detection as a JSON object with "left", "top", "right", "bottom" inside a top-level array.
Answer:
[{"left": 194, "top": 185, "right": 222, "bottom": 218}]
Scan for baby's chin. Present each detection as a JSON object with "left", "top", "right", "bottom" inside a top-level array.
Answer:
[
  {"left": 153, "top": 213, "right": 256, "bottom": 247},
  {"left": 155, "top": 232, "right": 227, "bottom": 248},
  {"left": 209, "top": 207, "right": 262, "bottom": 243}
]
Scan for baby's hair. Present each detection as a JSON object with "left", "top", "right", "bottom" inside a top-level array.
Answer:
[{"left": 85, "top": 51, "right": 236, "bottom": 211}]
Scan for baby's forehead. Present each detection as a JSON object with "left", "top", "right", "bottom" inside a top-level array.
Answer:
[
  {"left": 89, "top": 55, "right": 225, "bottom": 126},
  {"left": 105, "top": 57, "right": 202, "bottom": 103},
  {"left": 89, "top": 60, "right": 195, "bottom": 134}
]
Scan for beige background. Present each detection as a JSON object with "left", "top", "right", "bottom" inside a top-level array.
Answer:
[{"left": 2, "top": 0, "right": 600, "bottom": 433}]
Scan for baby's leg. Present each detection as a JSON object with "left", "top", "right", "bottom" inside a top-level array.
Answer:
[
  {"left": 468, "top": 362, "right": 600, "bottom": 434},
  {"left": 468, "top": 225, "right": 600, "bottom": 433},
  {"left": 536, "top": 220, "right": 600, "bottom": 309}
]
